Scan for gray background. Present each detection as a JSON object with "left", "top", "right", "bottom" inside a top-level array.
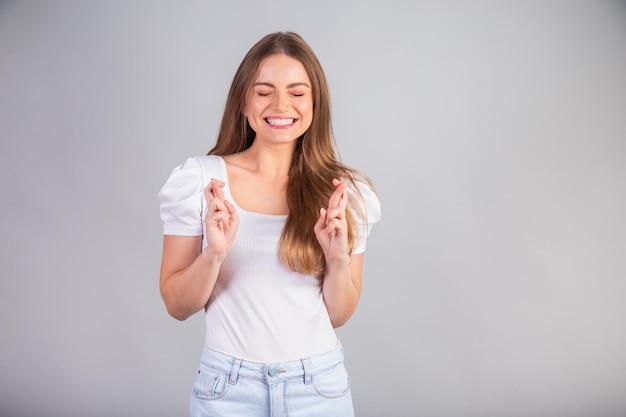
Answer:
[{"left": 1, "top": 1, "right": 625, "bottom": 417}]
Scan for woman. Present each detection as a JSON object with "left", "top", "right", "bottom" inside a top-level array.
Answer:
[{"left": 158, "top": 31, "right": 381, "bottom": 417}]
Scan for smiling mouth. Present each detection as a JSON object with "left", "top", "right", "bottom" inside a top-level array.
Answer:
[{"left": 265, "top": 118, "right": 296, "bottom": 126}]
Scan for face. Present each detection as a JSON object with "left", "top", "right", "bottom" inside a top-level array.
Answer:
[{"left": 244, "top": 54, "right": 313, "bottom": 147}]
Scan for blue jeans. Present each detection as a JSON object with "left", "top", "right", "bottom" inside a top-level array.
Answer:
[{"left": 189, "top": 342, "right": 354, "bottom": 417}]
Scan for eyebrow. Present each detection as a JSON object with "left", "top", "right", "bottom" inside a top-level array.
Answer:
[{"left": 253, "top": 82, "right": 311, "bottom": 89}]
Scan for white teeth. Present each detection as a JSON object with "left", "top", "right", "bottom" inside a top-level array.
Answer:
[{"left": 266, "top": 118, "right": 295, "bottom": 126}]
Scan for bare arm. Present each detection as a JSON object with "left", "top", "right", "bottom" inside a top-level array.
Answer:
[
  {"left": 159, "top": 235, "right": 223, "bottom": 320},
  {"left": 315, "top": 179, "right": 364, "bottom": 327},
  {"left": 159, "top": 179, "right": 239, "bottom": 321},
  {"left": 321, "top": 253, "right": 364, "bottom": 327}
]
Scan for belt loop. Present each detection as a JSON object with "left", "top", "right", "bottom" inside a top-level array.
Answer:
[
  {"left": 229, "top": 358, "right": 242, "bottom": 385},
  {"left": 301, "top": 357, "right": 312, "bottom": 385}
]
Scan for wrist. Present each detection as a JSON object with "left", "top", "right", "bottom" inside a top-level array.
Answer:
[
  {"left": 200, "top": 247, "right": 227, "bottom": 265},
  {"left": 324, "top": 254, "right": 350, "bottom": 270}
]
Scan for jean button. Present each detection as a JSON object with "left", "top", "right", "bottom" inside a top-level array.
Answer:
[{"left": 268, "top": 368, "right": 278, "bottom": 377}]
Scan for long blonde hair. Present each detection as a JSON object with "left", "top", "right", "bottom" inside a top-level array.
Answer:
[{"left": 209, "top": 31, "right": 374, "bottom": 276}]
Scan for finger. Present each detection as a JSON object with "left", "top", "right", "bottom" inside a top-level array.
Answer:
[
  {"left": 324, "top": 217, "right": 347, "bottom": 233},
  {"left": 325, "top": 206, "right": 346, "bottom": 223},
  {"left": 207, "top": 198, "right": 227, "bottom": 220},
  {"left": 209, "top": 178, "right": 226, "bottom": 200},
  {"left": 204, "top": 184, "right": 213, "bottom": 202},
  {"left": 314, "top": 207, "right": 327, "bottom": 234},
  {"left": 207, "top": 197, "right": 228, "bottom": 217},
  {"left": 332, "top": 178, "right": 341, "bottom": 186},
  {"left": 224, "top": 200, "right": 239, "bottom": 224},
  {"left": 327, "top": 191, "right": 347, "bottom": 220},
  {"left": 204, "top": 181, "right": 222, "bottom": 203},
  {"left": 328, "top": 180, "right": 347, "bottom": 210}
]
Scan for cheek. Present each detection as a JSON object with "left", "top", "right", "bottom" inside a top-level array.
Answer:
[
  {"left": 305, "top": 103, "right": 314, "bottom": 124},
  {"left": 242, "top": 94, "right": 260, "bottom": 117},
  {"left": 244, "top": 103, "right": 264, "bottom": 122},
  {"left": 300, "top": 101, "right": 313, "bottom": 118}
]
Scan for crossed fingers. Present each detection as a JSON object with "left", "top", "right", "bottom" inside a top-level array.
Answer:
[
  {"left": 204, "top": 178, "right": 237, "bottom": 227},
  {"left": 323, "top": 178, "right": 347, "bottom": 223}
]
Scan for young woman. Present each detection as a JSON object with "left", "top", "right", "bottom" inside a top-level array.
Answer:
[{"left": 158, "top": 31, "right": 381, "bottom": 417}]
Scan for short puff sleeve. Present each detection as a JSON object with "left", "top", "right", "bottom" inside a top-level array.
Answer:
[
  {"left": 349, "top": 181, "right": 381, "bottom": 254},
  {"left": 158, "top": 157, "right": 204, "bottom": 236}
]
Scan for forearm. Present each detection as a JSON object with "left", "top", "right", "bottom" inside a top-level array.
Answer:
[
  {"left": 161, "top": 249, "right": 223, "bottom": 321},
  {"left": 322, "top": 255, "right": 361, "bottom": 328},
  {"left": 315, "top": 179, "right": 365, "bottom": 327}
]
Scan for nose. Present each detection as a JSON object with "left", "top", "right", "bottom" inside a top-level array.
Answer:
[{"left": 273, "top": 93, "right": 289, "bottom": 112}]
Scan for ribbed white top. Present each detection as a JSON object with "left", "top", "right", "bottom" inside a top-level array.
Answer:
[{"left": 158, "top": 155, "right": 381, "bottom": 362}]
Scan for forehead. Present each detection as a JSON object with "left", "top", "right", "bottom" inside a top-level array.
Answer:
[{"left": 254, "top": 54, "right": 310, "bottom": 84}]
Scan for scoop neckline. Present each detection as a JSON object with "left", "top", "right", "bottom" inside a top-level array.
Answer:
[{"left": 214, "top": 155, "right": 289, "bottom": 219}]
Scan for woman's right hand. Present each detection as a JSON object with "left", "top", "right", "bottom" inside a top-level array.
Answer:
[{"left": 204, "top": 178, "right": 239, "bottom": 259}]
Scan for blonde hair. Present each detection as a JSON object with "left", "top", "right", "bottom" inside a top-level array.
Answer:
[{"left": 209, "top": 31, "right": 374, "bottom": 276}]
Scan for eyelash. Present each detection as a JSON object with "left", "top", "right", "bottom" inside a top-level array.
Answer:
[{"left": 256, "top": 92, "right": 305, "bottom": 97}]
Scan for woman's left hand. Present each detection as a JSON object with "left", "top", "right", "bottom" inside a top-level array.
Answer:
[{"left": 314, "top": 179, "right": 350, "bottom": 262}]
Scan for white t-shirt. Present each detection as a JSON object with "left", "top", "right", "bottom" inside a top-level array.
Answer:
[{"left": 158, "top": 155, "right": 381, "bottom": 362}]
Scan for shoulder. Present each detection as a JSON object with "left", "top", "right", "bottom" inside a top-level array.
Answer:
[
  {"left": 168, "top": 155, "right": 225, "bottom": 182},
  {"left": 158, "top": 155, "right": 225, "bottom": 200},
  {"left": 192, "top": 154, "right": 225, "bottom": 181},
  {"left": 157, "top": 156, "right": 218, "bottom": 236},
  {"left": 347, "top": 178, "right": 381, "bottom": 253},
  {"left": 347, "top": 179, "right": 381, "bottom": 226}
]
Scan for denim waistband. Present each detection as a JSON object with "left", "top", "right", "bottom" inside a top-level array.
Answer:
[{"left": 199, "top": 341, "right": 345, "bottom": 385}]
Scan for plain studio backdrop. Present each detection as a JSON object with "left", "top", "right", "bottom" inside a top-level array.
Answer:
[{"left": 1, "top": 1, "right": 625, "bottom": 417}]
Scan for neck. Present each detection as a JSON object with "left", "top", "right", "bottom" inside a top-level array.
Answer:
[{"left": 240, "top": 141, "right": 295, "bottom": 178}]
